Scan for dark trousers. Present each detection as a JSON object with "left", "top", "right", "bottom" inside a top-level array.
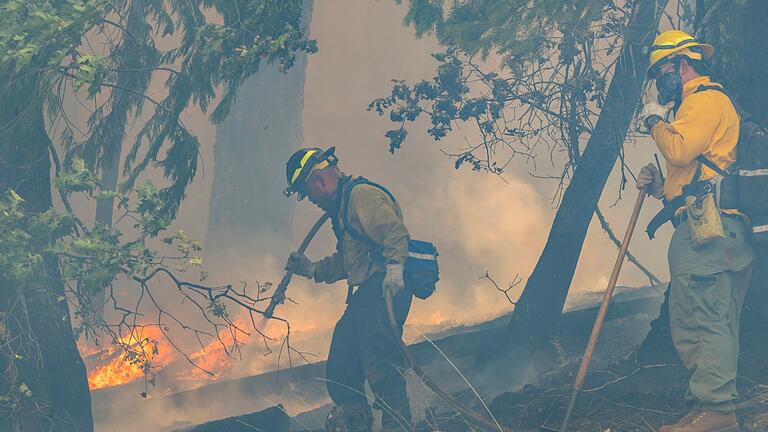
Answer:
[{"left": 325, "top": 272, "right": 413, "bottom": 430}]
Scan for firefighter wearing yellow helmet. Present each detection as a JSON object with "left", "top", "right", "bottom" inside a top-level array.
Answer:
[
  {"left": 637, "top": 30, "right": 755, "bottom": 432},
  {"left": 283, "top": 146, "right": 414, "bottom": 432}
]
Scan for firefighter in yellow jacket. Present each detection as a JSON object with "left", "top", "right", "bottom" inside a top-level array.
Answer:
[
  {"left": 283, "top": 147, "right": 412, "bottom": 432},
  {"left": 638, "top": 31, "right": 755, "bottom": 432}
]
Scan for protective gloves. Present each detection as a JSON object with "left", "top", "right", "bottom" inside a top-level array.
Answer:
[
  {"left": 638, "top": 90, "right": 673, "bottom": 134},
  {"left": 285, "top": 252, "right": 316, "bottom": 279},
  {"left": 636, "top": 163, "right": 664, "bottom": 199},
  {"left": 382, "top": 263, "right": 405, "bottom": 298}
]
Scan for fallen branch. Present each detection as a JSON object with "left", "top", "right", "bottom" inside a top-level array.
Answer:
[
  {"left": 481, "top": 272, "right": 522, "bottom": 305},
  {"left": 595, "top": 207, "right": 663, "bottom": 288},
  {"left": 582, "top": 363, "right": 668, "bottom": 393}
]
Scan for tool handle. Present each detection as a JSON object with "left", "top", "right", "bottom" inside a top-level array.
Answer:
[
  {"left": 574, "top": 189, "right": 645, "bottom": 389},
  {"left": 559, "top": 189, "right": 646, "bottom": 432},
  {"left": 264, "top": 213, "right": 330, "bottom": 319},
  {"left": 654, "top": 153, "right": 665, "bottom": 183}
]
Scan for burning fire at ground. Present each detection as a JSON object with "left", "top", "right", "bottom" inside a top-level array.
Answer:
[
  {"left": 86, "top": 325, "right": 177, "bottom": 390},
  {"left": 183, "top": 315, "right": 255, "bottom": 382},
  {"left": 83, "top": 315, "right": 318, "bottom": 391},
  {"left": 183, "top": 317, "right": 319, "bottom": 382}
]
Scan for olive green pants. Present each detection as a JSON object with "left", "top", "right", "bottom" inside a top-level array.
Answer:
[{"left": 668, "top": 216, "right": 755, "bottom": 412}]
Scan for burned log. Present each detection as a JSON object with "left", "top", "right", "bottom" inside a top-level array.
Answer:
[{"left": 174, "top": 405, "right": 290, "bottom": 432}]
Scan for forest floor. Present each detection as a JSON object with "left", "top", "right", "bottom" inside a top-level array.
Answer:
[
  {"left": 409, "top": 291, "right": 768, "bottom": 432},
  {"left": 134, "top": 284, "right": 768, "bottom": 432}
]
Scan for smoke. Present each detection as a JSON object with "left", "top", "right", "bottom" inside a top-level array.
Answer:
[
  {"left": 403, "top": 170, "right": 549, "bottom": 325},
  {"left": 84, "top": 0, "right": 677, "bottom": 428}
]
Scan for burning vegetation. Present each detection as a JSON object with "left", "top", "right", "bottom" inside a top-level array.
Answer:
[
  {"left": 86, "top": 326, "right": 170, "bottom": 390},
  {"left": 83, "top": 312, "right": 321, "bottom": 392}
]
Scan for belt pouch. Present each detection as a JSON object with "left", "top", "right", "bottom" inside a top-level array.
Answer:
[{"left": 684, "top": 189, "right": 725, "bottom": 247}]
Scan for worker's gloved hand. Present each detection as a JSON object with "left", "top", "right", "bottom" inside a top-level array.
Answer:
[
  {"left": 636, "top": 163, "right": 664, "bottom": 199},
  {"left": 382, "top": 263, "right": 405, "bottom": 299},
  {"left": 637, "top": 90, "right": 673, "bottom": 134},
  {"left": 285, "top": 252, "right": 316, "bottom": 279}
]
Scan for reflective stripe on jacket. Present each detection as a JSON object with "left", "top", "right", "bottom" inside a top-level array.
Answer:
[
  {"left": 651, "top": 76, "right": 739, "bottom": 202},
  {"left": 313, "top": 176, "right": 410, "bottom": 287}
]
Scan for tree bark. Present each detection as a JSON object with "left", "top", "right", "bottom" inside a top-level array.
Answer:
[
  {"left": 502, "top": 0, "right": 667, "bottom": 366},
  {"left": 206, "top": 0, "right": 314, "bottom": 265},
  {"left": 91, "top": 0, "right": 149, "bottom": 318},
  {"left": 0, "top": 71, "right": 93, "bottom": 431}
]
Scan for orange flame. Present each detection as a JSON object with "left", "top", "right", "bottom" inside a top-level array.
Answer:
[
  {"left": 182, "top": 315, "right": 317, "bottom": 382},
  {"left": 87, "top": 326, "right": 177, "bottom": 390},
  {"left": 84, "top": 314, "right": 322, "bottom": 390},
  {"left": 184, "top": 315, "right": 253, "bottom": 382}
]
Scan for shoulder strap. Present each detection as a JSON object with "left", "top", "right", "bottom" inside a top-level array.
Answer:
[
  {"left": 339, "top": 177, "right": 396, "bottom": 241},
  {"left": 695, "top": 155, "right": 730, "bottom": 177},
  {"left": 696, "top": 84, "right": 750, "bottom": 121},
  {"left": 695, "top": 84, "right": 727, "bottom": 96}
]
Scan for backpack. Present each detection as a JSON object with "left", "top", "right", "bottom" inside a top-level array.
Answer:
[
  {"left": 339, "top": 177, "right": 439, "bottom": 300},
  {"left": 694, "top": 85, "right": 768, "bottom": 243}
]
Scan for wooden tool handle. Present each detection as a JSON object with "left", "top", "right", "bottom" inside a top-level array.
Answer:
[
  {"left": 559, "top": 189, "right": 646, "bottom": 432},
  {"left": 264, "top": 213, "right": 330, "bottom": 319},
  {"left": 574, "top": 189, "right": 646, "bottom": 389}
]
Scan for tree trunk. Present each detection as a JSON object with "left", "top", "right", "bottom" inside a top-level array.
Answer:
[
  {"left": 502, "top": 0, "right": 667, "bottom": 368},
  {"left": 0, "top": 72, "right": 93, "bottom": 431},
  {"left": 91, "top": 0, "right": 149, "bottom": 317},
  {"left": 92, "top": 147, "right": 119, "bottom": 317},
  {"left": 206, "top": 0, "right": 313, "bottom": 264}
]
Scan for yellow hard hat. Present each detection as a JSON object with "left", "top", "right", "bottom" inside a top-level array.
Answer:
[{"left": 647, "top": 30, "right": 714, "bottom": 77}]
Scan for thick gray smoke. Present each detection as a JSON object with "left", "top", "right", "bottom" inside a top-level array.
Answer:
[{"left": 87, "top": 1, "right": 675, "bottom": 429}]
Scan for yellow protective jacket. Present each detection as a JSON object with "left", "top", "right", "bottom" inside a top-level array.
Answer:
[
  {"left": 651, "top": 76, "right": 739, "bottom": 202},
  {"left": 313, "top": 176, "right": 410, "bottom": 287}
]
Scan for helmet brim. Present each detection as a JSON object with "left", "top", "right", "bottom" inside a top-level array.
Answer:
[{"left": 646, "top": 42, "right": 715, "bottom": 78}]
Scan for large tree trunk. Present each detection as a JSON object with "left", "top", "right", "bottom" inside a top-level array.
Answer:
[
  {"left": 502, "top": 0, "right": 667, "bottom": 370},
  {"left": 206, "top": 0, "right": 313, "bottom": 264},
  {"left": 91, "top": 0, "right": 150, "bottom": 318},
  {"left": 0, "top": 73, "right": 93, "bottom": 430},
  {"left": 92, "top": 151, "right": 119, "bottom": 318}
]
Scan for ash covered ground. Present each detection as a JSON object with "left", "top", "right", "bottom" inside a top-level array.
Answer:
[{"left": 94, "top": 285, "right": 749, "bottom": 432}]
